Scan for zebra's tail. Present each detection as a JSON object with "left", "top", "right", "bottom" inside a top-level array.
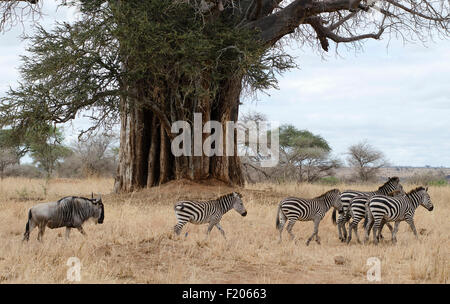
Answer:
[
  {"left": 344, "top": 205, "right": 352, "bottom": 219},
  {"left": 23, "top": 209, "right": 32, "bottom": 242},
  {"left": 276, "top": 203, "right": 286, "bottom": 231},
  {"left": 332, "top": 209, "right": 337, "bottom": 225},
  {"left": 174, "top": 202, "right": 184, "bottom": 212}
]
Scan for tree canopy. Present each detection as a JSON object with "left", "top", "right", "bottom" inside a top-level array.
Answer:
[
  {"left": 0, "top": 0, "right": 449, "bottom": 189},
  {"left": 0, "top": 0, "right": 295, "bottom": 139}
]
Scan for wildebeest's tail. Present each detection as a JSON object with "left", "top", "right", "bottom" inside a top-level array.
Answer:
[
  {"left": 332, "top": 209, "right": 337, "bottom": 225},
  {"left": 276, "top": 203, "right": 286, "bottom": 231},
  {"left": 23, "top": 209, "right": 32, "bottom": 241}
]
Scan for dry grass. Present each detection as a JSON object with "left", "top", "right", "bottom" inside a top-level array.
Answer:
[{"left": 0, "top": 177, "right": 448, "bottom": 284}]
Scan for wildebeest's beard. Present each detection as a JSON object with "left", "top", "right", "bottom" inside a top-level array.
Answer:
[{"left": 98, "top": 203, "right": 104, "bottom": 224}]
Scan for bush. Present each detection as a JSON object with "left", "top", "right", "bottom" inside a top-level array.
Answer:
[
  {"left": 427, "top": 179, "right": 448, "bottom": 187},
  {"left": 407, "top": 172, "right": 448, "bottom": 186},
  {"left": 5, "top": 164, "right": 42, "bottom": 178},
  {"left": 318, "top": 176, "right": 340, "bottom": 186}
]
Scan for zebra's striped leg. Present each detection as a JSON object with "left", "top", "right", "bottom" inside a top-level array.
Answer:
[
  {"left": 174, "top": 221, "right": 187, "bottom": 236},
  {"left": 392, "top": 221, "right": 400, "bottom": 244},
  {"left": 215, "top": 223, "right": 226, "bottom": 240},
  {"left": 342, "top": 213, "right": 351, "bottom": 241},
  {"left": 347, "top": 221, "right": 355, "bottom": 244},
  {"left": 354, "top": 224, "right": 361, "bottom": 244},
  {"left": 351, "top": 216, "right": 363, "bottom": 244},
  {"left": 380, "top": 222, "right": 393, "bottom": 240},
  {"left": 306, "top": 218, "right": 321, "bottom": 246},
  {"left": 406, "top": 218, "right": 419, "bottom": 239},
  {"left": 286, "top": 219, "right": 296, "bottom": 241},
  {"left": 364, "top": 213, "right": 374, "bottom": 244},
  {"left": 277, "top": 217, "right": 286, "bottom": 243},
  {"left": 205, "top": 222, "right": 216, "bottom": 239},
  {"left": 377, "top": 220, "right": 385, "bottom": 241},
  {"left": 337, "top": 214, "right": 344, "bottom": 241},
  {"left": 372, "top": 219, "right": 382, "bottom": 245}
]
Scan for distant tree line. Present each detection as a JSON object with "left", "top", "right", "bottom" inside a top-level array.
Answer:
[
  {"left": 240, "top": 112, "right": 388, "bottom": 184},
  {"left": 0, "top": 108, "right": 394, "bottom": 183},
  {"left": 0, "top": 128, "right": 118, "bottom": 179}
]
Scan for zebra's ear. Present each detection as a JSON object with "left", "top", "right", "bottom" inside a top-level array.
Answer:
[
  {"left": 91, "top": 192, "right": 94, "bottom": 199},
  {"left": 425, "top": 187, "right": 429, "bottom": 191}
]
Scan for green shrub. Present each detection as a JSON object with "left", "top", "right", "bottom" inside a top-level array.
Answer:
[
  {"left": 427, "top": 179, "right": 448, "bottom": 187},
  {"left": 319, "top": 176, "right": 340, "bottom": 186}
]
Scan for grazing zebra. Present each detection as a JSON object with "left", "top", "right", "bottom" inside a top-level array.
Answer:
[
  {"left": 23, "top": 195, "right": 104, "bottom": 242},
  {"left": 346, "top": 188, "right": 405, "bottom": 244},
  {"left": 173, "top": 192, "right": 247, "bottom": 239},
  {"left": 332, "top": 176, "right": 402, "bottom": 242},
  {"left": 276, "top": 189, "right": 343, "bottom": 246},
  {"left": 365, "top": 186, "right": 433, "bottom": 245}
]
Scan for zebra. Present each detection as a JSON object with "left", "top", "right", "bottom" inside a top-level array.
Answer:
[
  {"left": 276, "top": 189, "right": 343, "bottom": 246},
  {"left": 332, "top": 176, "right": 402, "bottom": 242},
  {"left": 173, "top": 192, "right": 247, "bottom": 239},
  {"left": 365, "top": 186, "right": 433, "bottom": 245},
  {"left": 23, "top": 195, "right": 104, "bottom": 242},
  {"left": 346, "top": 188, "right": 405, "bottom": 244}
]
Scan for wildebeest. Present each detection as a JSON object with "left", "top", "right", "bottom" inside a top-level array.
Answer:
[{"left": 23, "top": 195, "right": 104, "bottom": 241}]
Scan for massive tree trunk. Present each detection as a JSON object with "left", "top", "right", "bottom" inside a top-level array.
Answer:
[{"left": 114, "top": 75, "right": 245, "bottom": 192}]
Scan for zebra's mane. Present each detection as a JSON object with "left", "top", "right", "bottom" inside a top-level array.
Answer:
[
  {"left": 378, "top": 177, "right": 399, "bottom": 190},
  {"left": 314, "top": 189, "right": 338, "bottom": 200},
  {"left": 216, "top": 192, "right": 239, "bottom": 201},
  {"left": 407, "top": 186, "right": 426, "bottom": 195}
]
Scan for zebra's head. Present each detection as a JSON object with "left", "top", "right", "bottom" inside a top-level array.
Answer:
[
  {"left": 379, "top": 176, "right": 402, "bottom": 193},
  {"left": 91, "top": 195, "right": 105, "bottom": 224},
  {"left": 419, "top": 187, "right": 433, "bottom": 211},
  {"left": 231, "top": 192, "right": 247, "bottom": 217},
  {"left": 329, "top": 189, "right": 343, "bottom": 211}
]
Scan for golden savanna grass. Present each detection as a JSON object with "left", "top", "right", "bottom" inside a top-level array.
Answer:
[{"left": 0, "top": 177, "right": 448, "bottom": 283}]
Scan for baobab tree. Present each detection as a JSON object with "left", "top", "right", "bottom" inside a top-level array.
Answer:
[{"left": 0, "top": 1, "right": 449, "bottom": 192}]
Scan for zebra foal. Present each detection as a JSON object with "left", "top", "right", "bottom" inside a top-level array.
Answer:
[
  {"left": 332, "top": 176, "right": 403, "bottom": 242},
  {"left": 276, "top": 189, "right": 343, "bottom": 246},
  {"left": 365, "top": 186, "right": 433, "bottom": 245},
  {"left": 173, "top": 192, "right": 247, "bottom": 239}
]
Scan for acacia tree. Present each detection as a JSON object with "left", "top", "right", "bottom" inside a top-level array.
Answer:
[
  {"left": 277, "top": 124, "right": 340, "bottom": 182},
  {"left": 347, "top": 141, "right": 388, "bottom": 181},
  {"left": 29, "top": 127, "right": 72, "bottom": 177},
  {"left": 0, "top": 0, "right": 449, "bottom": 192},
  {"left": 0, "top": 148, "right": 19, "bottom": 179}
]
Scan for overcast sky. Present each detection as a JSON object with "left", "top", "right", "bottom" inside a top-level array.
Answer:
[{"left": 1, "top": 3, "right": 449, "bottom": 167}]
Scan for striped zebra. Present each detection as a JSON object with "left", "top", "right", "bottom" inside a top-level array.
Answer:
[
  {"left": 276, "top": 189, "right": 343, "bottom": 246},
  {"left": 365, "top": 186, "right": 433, "bottom": 245},
  {"left": 346, "top": 188, "right": 405, "bottom": 244},
  {"left": 173, "top": 192, "right": 247, "bottom": 239},
  {"left": 332, "top": 176, "right": 402, "bottom": 242}
]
